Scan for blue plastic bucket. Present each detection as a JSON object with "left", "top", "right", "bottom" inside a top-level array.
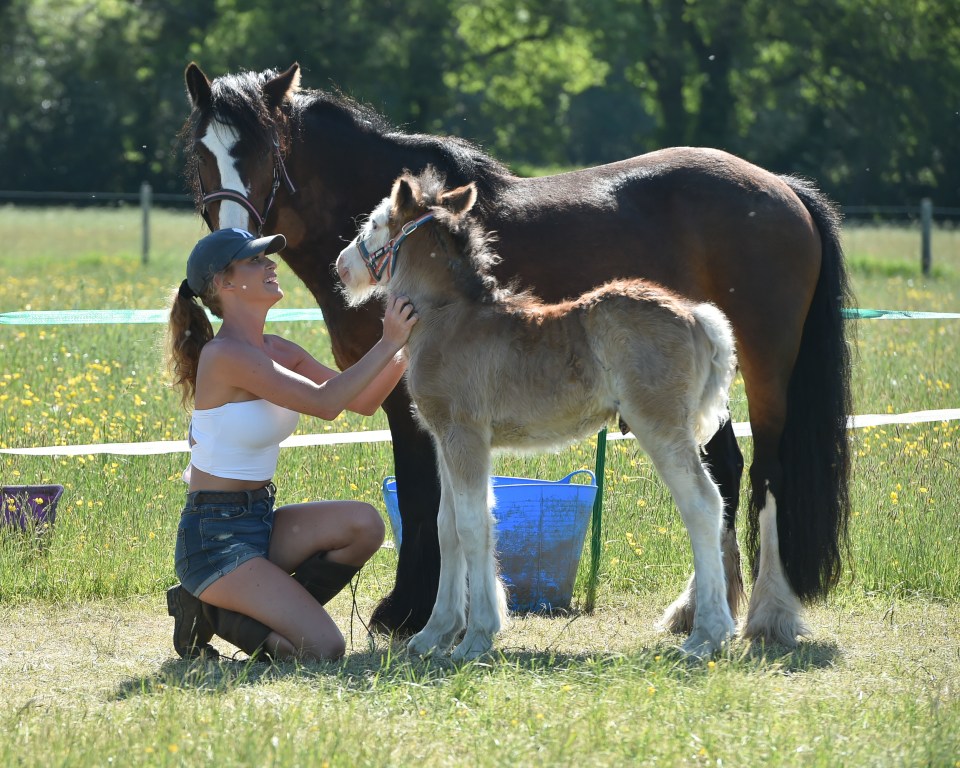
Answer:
[
  {"left": 381, "top": 470, "right": 597, "bottom": 612},
  {"left": 1, "top": 484, "right": 64, "bottom": 535}
]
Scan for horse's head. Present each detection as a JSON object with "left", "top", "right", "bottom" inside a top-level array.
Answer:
[
  {"left": 183, "top": 63, "right": 299, "bottom": 234},
  {"left": 336, "top": 167, "right": 496, "bottom": 307}
]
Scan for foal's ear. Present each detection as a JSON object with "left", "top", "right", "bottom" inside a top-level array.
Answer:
[
  {"left": 264, "top": 63, "right": 302, "bottom": 111},
  {"left": 185, "top": 63, "right": 212, "bottom": 111},
  {"left": 391, "top": 175, "right": 421, "bottom": 215},
  {"left": 439, "top": 183, "right": 477, "bottom": 217}
]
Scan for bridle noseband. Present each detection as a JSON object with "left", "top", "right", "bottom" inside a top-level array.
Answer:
[
  {"left": 356, "top": 213, "right": 435, "bottom": 282},
  {"left": 198, "top": 131, "right": 296, "bottom": 234}
]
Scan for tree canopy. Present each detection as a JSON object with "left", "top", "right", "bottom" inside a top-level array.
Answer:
[{"left": 2, "top": 0, "right": 958, "bottom": 207}]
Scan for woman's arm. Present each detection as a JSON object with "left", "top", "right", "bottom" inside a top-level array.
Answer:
[
  {"left": 346, "top": 351, "right": 406, "bottom": 415},
  {"left": 201, "top": 296, "right": 417, "bottom": 419},
  {"left": 268, "top": 339, "right": 407, "bottom": 416}
]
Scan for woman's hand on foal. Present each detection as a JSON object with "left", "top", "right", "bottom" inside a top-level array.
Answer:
[{"left": 382, "top": 295, "right": 418, "bottom": 349}]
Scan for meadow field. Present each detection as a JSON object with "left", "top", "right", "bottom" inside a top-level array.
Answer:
[{"left": 0, "top": 206, "right": 958, "bottom": 766}]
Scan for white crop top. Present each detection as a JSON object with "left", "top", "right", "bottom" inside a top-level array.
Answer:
[{"left": 187, "top": 399, "right": 300, "bottom": 481}]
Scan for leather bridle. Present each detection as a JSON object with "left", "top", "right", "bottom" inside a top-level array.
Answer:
[{"left": 198, "top": 132, "right": 296, "bottom": 234}]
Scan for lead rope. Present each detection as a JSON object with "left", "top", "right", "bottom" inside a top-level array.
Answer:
[{"left": 346, "top": 569, "right": 377, "bottom": 653}]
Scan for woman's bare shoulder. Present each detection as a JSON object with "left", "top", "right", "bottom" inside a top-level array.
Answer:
[
  {"left": 263, "top": 334, "right": 309, "bottom": 369},
  {"left": 200, "top": 335, "right": 267, "bottom": 363}
]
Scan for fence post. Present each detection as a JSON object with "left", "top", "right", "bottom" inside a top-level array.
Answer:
[
  {"left": 584, "top": 427, "right": 607, "bottom": 613},
  {"left": 140, "top": 181, "right": 152, "bottom": 265},
  {"left": 921, "top": 197, "right": 932, "bottom": 276}
]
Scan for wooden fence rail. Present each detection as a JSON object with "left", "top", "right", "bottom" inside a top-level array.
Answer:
[{"left": 1, "top": 188, "right": 958, "bottom": 272}]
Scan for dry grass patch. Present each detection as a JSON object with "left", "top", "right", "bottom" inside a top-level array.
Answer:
[{"left": 1, "top": 592, "right": 957, "bottom": 767}]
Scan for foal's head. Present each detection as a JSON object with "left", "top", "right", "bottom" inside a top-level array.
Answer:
[{"left": 336, "top": 167, "right": 500, "bottom": 306}]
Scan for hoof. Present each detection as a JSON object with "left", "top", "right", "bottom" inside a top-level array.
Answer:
[
  {"left": 742, "top": 571, "right": 810, "bottom": 647},
  {"left": 741, "top": 611, "right": 809, "bottom": 648},
  {"left": 370, "top": 594, "right": 428, "bottom": 638},
  {"left": 451, "top": 630, "right": 493, "bottom": 662},
  {"left": 451, "top": 645, "right": 484, "bottom": 663},
  {"left": 407, "top": 630, "right": 443, "bottom": 658},
  {"left": 680, "top": 630, "right": 728, "bottom": 659}
]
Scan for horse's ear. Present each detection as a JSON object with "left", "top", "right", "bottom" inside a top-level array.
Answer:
[
  {"left": 185, "top": 63, "right": 211, "bottom": 111},
  {"left": 439, "top": 183, "right": 477, "bottom": 217},
  {"left": 264, "top": 63, "right": 301, "bottom": 112},
  {"left": 392, "top": 174, "right": 421, "bottom": 215}
]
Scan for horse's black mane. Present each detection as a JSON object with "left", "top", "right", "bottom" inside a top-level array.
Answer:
[
  {"left": 210, "top": 71, "right": 278, "bottom": 151},
  {"left": 290, "top": 83, "right": 393, "bottom": 135},
  {"left": 395, "top": 132, "right": 511, "bottom": 192},
  {"left": 183, "top": 66, "right": 511, "bottom": 192},
  {"left": 292, "top": 86, "right": 511, "bottom": 192},
  {"left": 182, "top": 66, "right": 513, "bottom": 214}
]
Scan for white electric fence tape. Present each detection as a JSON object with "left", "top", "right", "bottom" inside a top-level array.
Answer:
[{"left": 2, "top": 410, "right": 957, "bottom": 456}]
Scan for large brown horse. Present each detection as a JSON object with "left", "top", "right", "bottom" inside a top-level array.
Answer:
[{"left": 181, "top": 62, "right": 853, "bottom": 646}]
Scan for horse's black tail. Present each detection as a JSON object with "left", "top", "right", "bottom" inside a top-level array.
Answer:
[{"left": 750, "top": 176, "right": 855, "bottom": 602}]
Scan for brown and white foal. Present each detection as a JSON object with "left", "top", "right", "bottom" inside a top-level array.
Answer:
[{"left": 337, "top": 168, "right": 738, "bottom": 661}]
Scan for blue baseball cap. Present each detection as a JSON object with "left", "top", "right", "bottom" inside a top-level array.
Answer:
[{"left": 186, "top": 228, "right": 286, "bottom": 295}]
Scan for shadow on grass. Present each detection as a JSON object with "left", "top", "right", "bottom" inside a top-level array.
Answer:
[
  {"left": 111, "top": 629, "right": 839, "bottom": 700},
  {"left": 735, "top": 637, "right": 841, "bottom": 672}
]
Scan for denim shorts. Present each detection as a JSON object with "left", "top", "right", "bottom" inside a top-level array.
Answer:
[{"left": 174, "top": 483, "right": 277, "bottom": 597}]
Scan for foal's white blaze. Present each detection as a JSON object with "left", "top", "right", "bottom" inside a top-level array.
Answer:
[
  {"left": 743, "top": 487, "right": 809, "bottom": 645},
  {"left": 336, "top": 196, "right": 392, "bottom": 305},
  {"left": 199, "top": 120, "right": 251, "bottom": 231},
  {"left": 356, "top": 196, "right": 392, "bottom": 248}
]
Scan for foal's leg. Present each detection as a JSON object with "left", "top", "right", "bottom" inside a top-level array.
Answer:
[
  {"left": 660, "top": 420, "right": 745, "bottom": 634},
  {"left": 452, "top": 473, "right": 507, "bottom": 662},
  {"left": 633, "top": 427, "right": 735, "bottom": 657},
  {"left": 407, "top": 452, "right": 468, "bottom": 656},
  {"left": 660, "top": 522, "right": 743, "bottom": 637},
  {"left": 435, "top": 428, "right": 505, "bottom": 662}
]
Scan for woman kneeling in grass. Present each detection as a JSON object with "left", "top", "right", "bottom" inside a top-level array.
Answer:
[{"left": 165, "top": 227, "right": 417, "bottom": 661}]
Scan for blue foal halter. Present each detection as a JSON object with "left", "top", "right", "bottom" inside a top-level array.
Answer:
[{"left": 356, "top": 213, "right": 435, "bottom": 282}]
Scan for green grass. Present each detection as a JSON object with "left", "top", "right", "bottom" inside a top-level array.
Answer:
[{"left": 1, "top": 208, "right": 958, "bottom": 766}]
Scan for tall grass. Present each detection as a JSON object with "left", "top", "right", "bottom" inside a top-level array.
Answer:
[
  {"left": 0, "top": 208, "right": 958, "bottom": 766},
  {"left": 2, "top": 209, "right": 957, "bottom": 602}
]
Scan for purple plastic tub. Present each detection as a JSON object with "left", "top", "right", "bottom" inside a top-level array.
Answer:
[{"left": 2, "top": 484, "right": 64, "bottom": 535}]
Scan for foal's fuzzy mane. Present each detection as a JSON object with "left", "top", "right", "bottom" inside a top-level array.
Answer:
[{"left": 410, "top": 169, "right": 516, "bottom": 304}]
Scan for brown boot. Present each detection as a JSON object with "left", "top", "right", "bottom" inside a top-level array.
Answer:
[
  {"left": 292, "top": 553, "right": 360, "bottom": 605},
  {"left": 201, "top": 603, "right": 274, "bottom": 662},
  {"left": 166, "top": 584, "right": 219, "bottom": 660}
]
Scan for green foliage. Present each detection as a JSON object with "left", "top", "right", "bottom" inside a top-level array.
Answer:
[
  {"left": 440, "top": 1, "right": 607, "bottom": 161},
  {"left": 2, "top": 0, "right": 959, "bottom": 207},
  {"left": 0, "top": 0, "right": 196, "bottom": 190}
]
